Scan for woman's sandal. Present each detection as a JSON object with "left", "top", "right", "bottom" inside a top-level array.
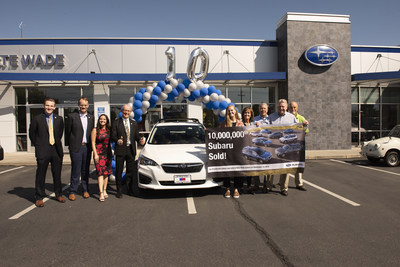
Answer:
[
  {"left": 99, "top": 191, "right": 105, "bottom": 202},
  {"left": 103, "top": 190, "right": 108, "bottom": 199}
]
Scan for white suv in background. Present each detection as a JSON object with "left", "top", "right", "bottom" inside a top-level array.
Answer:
[
  {"left": 361, "top": 125, "right": 400, "bottom": 167},
  {"left": 135, "top": 118, "right": 221, "bottom": 195}
]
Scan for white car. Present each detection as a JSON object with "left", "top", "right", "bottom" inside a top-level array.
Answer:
[
  {"left": 136, "top": 118, "right": 221, "bottom": 194},
  {"left": 360, "top": 125, "right": 400, "bottom": 167}
]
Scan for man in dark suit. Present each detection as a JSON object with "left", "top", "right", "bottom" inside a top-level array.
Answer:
[
  {"left": 29, "top": 98, "right": 66, "bottom": 207},
  {"left": 111, "top": 104, "right": 145, "bottom": 198},
  {"left": 65, "top": 97, "right": 95, "bottom": 200}
]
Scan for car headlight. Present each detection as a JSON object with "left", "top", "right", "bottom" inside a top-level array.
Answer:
[
  {"left": 139, "top": 155, "right": 158, "bottom": 166},
  {"left": 374, "top": 144, "right": 381, "bottom": 149}
]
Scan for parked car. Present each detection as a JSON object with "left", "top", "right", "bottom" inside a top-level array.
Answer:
[
  {"left": 261, "top": 129, "right": 272, "bottom": 134},
  {"left": 249, "top": 131, "right": 262, "bottom": 137},
  {"left": 242, "top": 146, "right": 272, "bottom": 163},
  {"left": 284, "top": 128, "right": 294, "bottom": 134},
  {"left": 137, "top": 118, "right": 221, "bottom": 195},
  {"left": 252, "top": 137, "right": 272, "bottom": 147},
  {"left": 275, "top": 143, "right": 302, "bottom": 158},
  {"left": 279, "top": 134, "right": 298, "bottom": 144},
  {"left": 360, "top": 124, "right": 400, "bottom": 167},
  {"left": 268, "top": 132, "right": 283, "bottom": 139}
]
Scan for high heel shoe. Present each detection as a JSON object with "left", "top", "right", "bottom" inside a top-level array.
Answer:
[
  {"left": 103, "top": 190, "right": 108, "bottom": 199},
  {"left": 99, "top": 191, "right": 105, "bottom": 202}
]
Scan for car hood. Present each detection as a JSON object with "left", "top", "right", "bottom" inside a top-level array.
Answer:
[
  {"left": 364, "top": 136, "right": 400, "bottom": 146},
  {"left": 140, "top": 144, "right": 206, "bottom": 164}
]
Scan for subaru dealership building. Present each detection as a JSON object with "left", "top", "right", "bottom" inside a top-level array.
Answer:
[{"left": 1, "top": 12, "right": 399, "bottom": 153}]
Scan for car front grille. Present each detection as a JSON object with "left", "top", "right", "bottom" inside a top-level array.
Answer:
[
  {"left": 161, "top": 163, "right": 203, "bottom": 173},
  {"left": 159, "top": 180, "right": 206, "bottom": 186}
]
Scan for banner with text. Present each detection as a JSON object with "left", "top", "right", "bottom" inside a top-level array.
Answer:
[{"left": 206, "top": 124, "right": 305, "bottom": 178}]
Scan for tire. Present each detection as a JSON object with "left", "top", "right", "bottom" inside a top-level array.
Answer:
[
  {"left": 385, "top": 151, "right": 400, "bottom": 167},
  {"left": 367, "top": 156, "right": 380, "bottom": 163}
]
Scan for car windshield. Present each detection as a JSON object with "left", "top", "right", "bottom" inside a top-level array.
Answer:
[
  {"left": 148, "top": 125, "right": 205, "bottom": 144},
  {"left": 388, "top": 125, "right": 400, "bottom": 138},
  {"left": 253, "top": 147, "right": 266, "bottom": 155}
]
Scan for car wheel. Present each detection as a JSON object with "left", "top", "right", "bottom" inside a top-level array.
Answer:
[
  {"left": 385, "top": 151, "right": 400, "bottom": 167},
  {"left": 367, "top": 156, "right": 380, "bottom": 163},
  {"left": 258, "top": 159, "right": 264, "bottom": 163},
  {"left": 281, "top": 153, "right": 286, "bottom": 157}
]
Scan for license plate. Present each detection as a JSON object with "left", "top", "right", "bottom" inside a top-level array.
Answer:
[{"left": 174, "top": 175, "right": 191, "bottom": 184}]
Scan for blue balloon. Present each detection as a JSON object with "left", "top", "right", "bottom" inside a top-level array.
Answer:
[
  {"left": 208, "top": 86, "right": 216, "bottom": 95},
  {"left": 192, "top": 89, "right": 201, "bottom": 99},
  {"left": 158, "top": 81, "right": 166, "bottom": 89},
  {"left": 153, "top": 86, "right": 162, "bottom": 96},
  {"left": 122, "top": 172, "right": 126, "bottom": 182},
  {"left": 206, "top": 102, "right": 213, "bottom": 109},
  {"left": 228, "top": 103, "right": 235, "bottom": 107},
  {"left": 111, "top": 142, "right": 115, "bottom": 151},
  {"left": 150, "top": 95, "right": 159, "bottom": 103},
  {"left": 200, "top": 87, "right": 208, "bottom": 96},
  {"left": 166, "top": 94, "right": 174, "bottom": 102},
  {"left": 134, "top": 92, "right": 143, "bottom": 101},
  {"left": 134, "top": 108, "right": 143, "bottom": 117},
  {"left": 149, "top": 101, "right": 157, "bottom": 108},
  {"left": 135, "top": 116, "right": 142, "bottom": 123},
  {"left": 139, "top": 88, "right": 146, "bottom": 94},
  {"left": 176, "top": 83, "right": 185, "bottom": 93},
  {"left": 219, "top": 100, "right": 228, "bottom": 110},
  {"left": 212, "top": 101, "right": 220, "bottom": 110},
  {"left": 171, "top": 88, "right": 179, "bottom": 97},
  {"left": 133, "top": 100, "right": 142, "bottom": 109},
  {"left": 182, "top": 79, "right": 191, "bottom": 88},
  {"left": 216, "top": 89, "right": 222, "bottom": 96},
  {"left": 188, "top": 96, "right": 195, "bottom": 102},
  {"left": 111, "top": 159, "right": 116, "bottom": 170},
  {"left": 118, "top": 112, "right": 123, "bottom": 118},
  {"left": 218, "top": 115, "right": 225, "bottom": 123}
]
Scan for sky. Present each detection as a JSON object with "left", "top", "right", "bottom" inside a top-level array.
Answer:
[{"left": 1, "top": 0, "right": 399, "bottom": 46}]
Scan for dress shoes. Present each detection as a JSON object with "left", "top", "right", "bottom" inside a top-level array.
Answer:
[
  {"left": 56, "top": 196, "right": 66, "bottom": 203},
  {"left": 116, "top": 192, "right": 123, "bottom": 198},
  {"left": 296, "top": 185, "right": 307, "bottom": 191},
  {"left": 68, "top": 194, "right": 76, "bottom": 201},
  {"left": 281, "top": 190, "right": 288, "bottom": 196},
  {"left": 83, "top": 192, "right": 90, "bottom": 199},
  {"left": 35, "top": 199, "right": 44, "bottom": 207}
]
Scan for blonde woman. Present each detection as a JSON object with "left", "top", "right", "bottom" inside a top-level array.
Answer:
[{"left": 220, "top": 105, "right": 244, "bottom": 198}]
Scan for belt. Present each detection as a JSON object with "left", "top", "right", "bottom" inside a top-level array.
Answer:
[{"left": 82, "top": 143, "right": 87, "bottom": 146}]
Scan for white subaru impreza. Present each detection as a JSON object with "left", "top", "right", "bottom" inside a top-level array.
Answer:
[{"left": 135, "top": 118, "right": 221, "bottom": 195}]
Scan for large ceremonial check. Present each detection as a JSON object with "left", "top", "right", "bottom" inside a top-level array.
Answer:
[{"left": 206, "top": 124, "right": 305, "bottom": 178}]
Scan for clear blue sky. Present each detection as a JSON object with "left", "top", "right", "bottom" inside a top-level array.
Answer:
[{"left": 1, "top": 0, "right": 399, "bottom": 46}]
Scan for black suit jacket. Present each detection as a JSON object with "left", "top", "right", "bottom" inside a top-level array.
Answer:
[
  {"left": 65, "top": 112, "right": 94, "bottom": 153},
  {"left": 29, "top": 113, "right": 64, "bottom": 159},
  {"left": 111, "top": 118, "right": 140, "bottom": 157}
]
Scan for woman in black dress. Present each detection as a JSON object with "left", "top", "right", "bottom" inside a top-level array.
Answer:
[{"left": 91, "top": 114, "right": 112, "bottom": 202}]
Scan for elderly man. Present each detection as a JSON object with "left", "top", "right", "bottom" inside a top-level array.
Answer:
[
  {"left": 269, "top": 99, "right": 298, "bottom": 196},
  {"left": 289, "top": 101, "right": 308, "bottom": 191},
  {"left": 111, "top": 104, "right": 145, "bottom": 198}
]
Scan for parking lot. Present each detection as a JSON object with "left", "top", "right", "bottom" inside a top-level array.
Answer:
[{"left": 1, "top": 157, "right": 399, "bottom": 266}]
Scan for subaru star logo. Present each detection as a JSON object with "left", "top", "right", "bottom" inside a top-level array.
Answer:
[
  {"left": 179, "top": 164, "right": 186, "bottom": 169},
  {"left": 305, "top": 45, "right": 338, "bottom": 66}
]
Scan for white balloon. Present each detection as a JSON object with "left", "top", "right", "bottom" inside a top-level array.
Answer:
[
  {"left": 129, "top": 111, "right": 134, "bottom": 119},
  {"left": 129, "top": 97, "right": 134, "bottom": 104},
  {"left": 204, "top": 83, "right": 210, "bottom": 88},
  {"left": 218, "top": 95, "right": 226, "bottom": 102},
  {"left": 159, "top": 92, "right": 168, "bottom": 100},
  {"left": 169, "top": 79, "right": 178, "bottom": 88},
  {"left": 128, "top": 103, "right": 133, "bottom": 109},
  {"left": 213, "top": 109, "right": 220, "bottom": 115},
  {"left": 196, "top": 81, "right": 204, "bottom": 90},
  {"left": 164, "top": 84, "right": 172, "bottom": 93},
  {"left": 238, "top": 113, "right": 242, "bottom": 119},
  {"left": 225, "top": 98, "right": 231, "bottom": 104},
  {"left": 109, "top": 174, "right": 116, "bottom": 183},
  {"left": 141, "top": 107, "right": 148, "bottom": 114},
  {"left": 202, "top": 95, "right": 210, "bottom": 103},
  {"left": 142, "top": 100, "right": 150, "bottom": 109},
  {"left": 152, "top": 82, "right": 158, "bottom": 88},
  {"left": 183, "top": 89, "right": 191, "bottom": 97},
  {"left": 146, "top": 86, "right": 153, "bottom": 93},
  {"left": 210, "top": 93, "right": 219, "bottom": 101},
  {"left": 189, "top": 82, "right": 197, "bottom": 92},
  {"left": 142, "top": 92, "right": 151, "bottom": 101},
  {"left": 219, "top": 109, "right": 226, "bottom": 117}
]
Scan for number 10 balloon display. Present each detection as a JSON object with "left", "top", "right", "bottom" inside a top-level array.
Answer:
[{"left": 130, "top": 47, "right": 235, "bottom": 122}]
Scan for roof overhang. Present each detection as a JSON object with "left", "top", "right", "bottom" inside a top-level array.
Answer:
[{"left": 352, "top": 71, "right": 400, "bottom": 84}]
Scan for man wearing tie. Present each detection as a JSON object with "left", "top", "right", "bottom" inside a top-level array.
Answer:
[
  {"left": 111, "top": 104, "right": 145, "bottom": 198},
  {"left": 29, "top": 98, "right": 65, "bottom": 207},
  {"left": 65, "top": 97, "right": 94, "bottom": 200}
]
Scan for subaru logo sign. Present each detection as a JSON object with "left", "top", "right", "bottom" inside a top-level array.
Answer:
[{"left": 305, "top": 45, "right": 338, "bottom": 66}]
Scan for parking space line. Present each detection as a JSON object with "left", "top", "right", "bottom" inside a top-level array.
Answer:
[
  {"left": 9, "top": 184, "right": 70, "bottom": 220},
  {"left": 0, "top": 166, "right": 24, "bottom": 175},
  {"left": 289, "top": 174, "right": 360, "bottom": 207},
  {"left": 185, "top": 191, "right": 197, "bottom": 214},
  {"left": 330, "top": 159, "right": 400, "bottom": 176}
]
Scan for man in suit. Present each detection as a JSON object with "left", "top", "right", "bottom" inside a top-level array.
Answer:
[
  {"left": 65, "top": 97, "right": 95, "bottom": 200},
  {"left": 111, "top": 104, "right": 145, "bottom": 198},
  {"left": 29, "top": 98, "right": 66, "bottom": 207}
]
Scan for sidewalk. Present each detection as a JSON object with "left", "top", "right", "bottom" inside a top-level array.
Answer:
[{"left": 0, "top": 147, "right": 362, "bottom": 166}]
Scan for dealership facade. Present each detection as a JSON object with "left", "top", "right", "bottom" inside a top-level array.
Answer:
[{"left": 1, "top": 12, "right": 400, "bottom": 153}]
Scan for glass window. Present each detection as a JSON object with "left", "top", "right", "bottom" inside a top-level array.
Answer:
[
  {"left": 360, "top": 87, "right": 379, "bottom": 104},
  {"left": 351, "top": 104, "right": 359, "bottom": 131},
  {"left": 15, "top": 88, "right": 26, "bottom": 105},
  {"left": 203, "top": 109, "right": 219, "bottom": 128},
  {"left": 382, "top": 86, "right": 400, "bottom": 103},
  {"left": 110, "top": 86, "right": 136, "bottom": 104},
  {"left": 360, "top": 104, "right": 380, "bottom": 130},
  {"left": 16, "top": 106, "right": 26, "bottom": 133},
  {"left": 351, "top": 87, "right": 359, "bottom": 103},
  {"left": 82, "top": 87, "right": 94, "bottom": 104},
  {"left": 228, "top": 87, "right": 250, "bottom": 104},
  {"left": 28, "top": 87, "right": 84, "bottom": 104},
  {"left": 382, "top": 104, "right": 400, "bottom": 130},
  {"left": 351, "top": 132, "right": 359, "bottom": 145},
  {"left": 361, "top": 131, "right": 380, "bottom": 142},
  {"left": 163, "top": 104, "right": 187, "bottom": 120},
  {"left": 16, "top": 135, "right": 27, "bottom": 151},
  {"left": 253, "top": 87, "right": 274, "bottom": 104}
]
